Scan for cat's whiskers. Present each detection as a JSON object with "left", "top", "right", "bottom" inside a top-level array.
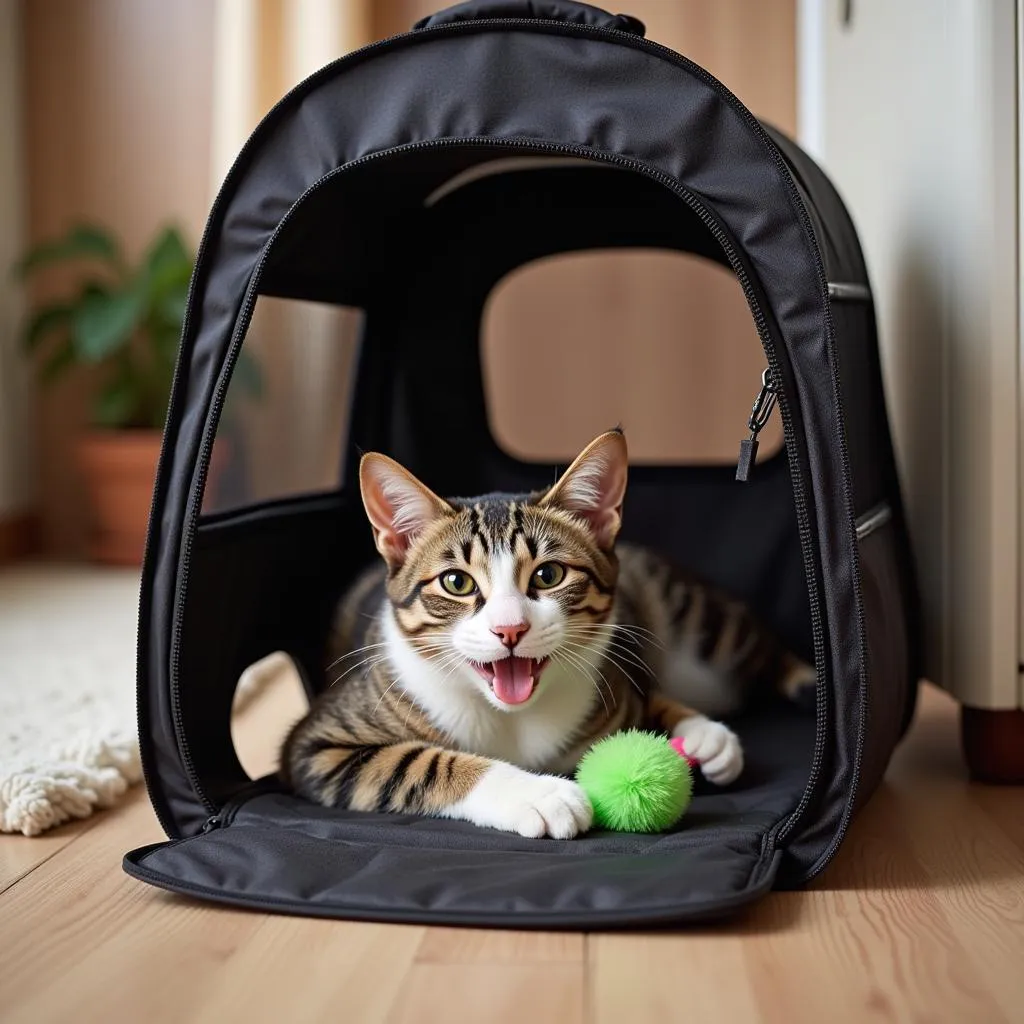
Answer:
[
  {"left": 555, "top": 643, "right": 618, "bottom": 711},
  {"left": 551, "top": 650, "right": 610, "bottom": 716},
  {"left": 561, "top": 638, "right": 647, "bottom": 699},
  {"left": 328, "top": 653, "right": 390, "bottom": 689},
  {"left": 372, "top": 674, "right": 409, "bottom": 719},
  {"left": 372, "top": 646, "right": 462, "bottom": 720},
  {"left": 566, "top": 621, "right": 664, "bottom": 650},
  {"left": 550, "top": 648, "right": 609, "bottom": 712},
  {"left": 330, "top": 637, "right": 453, "bottom": 672},
  {"left": 417, "top": 647, "right": 471, "bottom": 710},
  {"left": 561, "top": 627, "right": 656, "bottom": 679},
  {"left": 572, "top": 621, "right": 665, "bottom": 653},
  {"left": 594, "top": 648, "right": 650, "bottom": 698},
  {"left": 328, "top": 638, "right": 454, "bottom": 689},
  {"left": 430, "top": 650, "right": 467, "bottom": 683},
  {"left": 326, "top": 641, "right": 392, "bottom": 670},
  {"left": 563, "top": 625, "right": 651, "bottom": 661}
]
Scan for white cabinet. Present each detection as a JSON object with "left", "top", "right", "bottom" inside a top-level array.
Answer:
[{"left": 799, "top": 0, "right": 1021, "bottom": 727}]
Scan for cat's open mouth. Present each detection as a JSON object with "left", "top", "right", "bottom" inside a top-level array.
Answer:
[{"left": 471, "top": 656, "right": 549, "bottom": 705}]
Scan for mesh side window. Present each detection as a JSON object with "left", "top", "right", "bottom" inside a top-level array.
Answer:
[{"left": 202, "top": 297, "right": 363, "bottom": 515}]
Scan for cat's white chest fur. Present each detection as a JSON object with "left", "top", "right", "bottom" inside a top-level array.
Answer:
[{"left": 381, "top": 609, "right": 599, "bottom": 771}]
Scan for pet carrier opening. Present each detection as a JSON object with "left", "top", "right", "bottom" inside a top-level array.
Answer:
[{"left": 124, "top": 0, "right": 918, "bottom": 928}]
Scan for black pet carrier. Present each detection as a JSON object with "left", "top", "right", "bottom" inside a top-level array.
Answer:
[{"left": 124, "top": 0, "right": 920, "bottom": 928}]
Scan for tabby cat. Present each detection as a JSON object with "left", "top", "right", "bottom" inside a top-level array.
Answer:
[{"left": 281, "top": 429, "right": 815, "bottom": 839}]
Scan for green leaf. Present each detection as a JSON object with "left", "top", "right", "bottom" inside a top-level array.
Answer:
[
  {"left": 71, "top": 287, "right": 146, "bottom": 362},
  {"left": 145, "top": 226, "right": 190, "bottom": 274},
  {"left": 93, "top": 375, "right": 140, "bottom": 428},
  {"left": 158, "top": 281, "right": 190, "bottom": 325},
  {"left": 22, "top": 304, "right": 74, "bottom": 352},
  {"left": 151, "top": 322, "right": 181, "bottom": 358},
  {"left": 13, "top": 225, "right": 122, "bottom": 278},
  {"left": 39, "top": 339, "right": 77, "bottom": 384},
  {"left": 139, "top": 227, "right": 193, "bottom": 304}
]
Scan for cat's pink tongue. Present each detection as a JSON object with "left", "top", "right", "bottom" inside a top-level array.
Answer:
[{"left": 491, "top": 656, "right": 537, "bottom": 705}]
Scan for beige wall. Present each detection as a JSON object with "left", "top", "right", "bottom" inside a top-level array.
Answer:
[
  {"left": 22, "top": 0, "right": 215, "bottom": 556},
  {"left": 0, "top": 0, "right": 33, "bottom": 525}
]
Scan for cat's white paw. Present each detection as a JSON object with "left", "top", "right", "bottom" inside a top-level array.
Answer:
[
  {"left": 672, "top": 716, "right": 744, "bottom": 785},
  {"left": 447, "top": 763, "right": 593, "bottom": 839}
]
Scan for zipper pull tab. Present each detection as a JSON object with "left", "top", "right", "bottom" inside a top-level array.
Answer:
[
  {"left": 736, "top": 368, "right": 778, "bottom": 482},
  {"left": 201, "top": 814, "right": 222, "bottom": 833}
]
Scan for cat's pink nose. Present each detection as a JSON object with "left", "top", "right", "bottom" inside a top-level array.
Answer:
[{"left": 491, "top": 622, "right": 530, "bottom": 648}]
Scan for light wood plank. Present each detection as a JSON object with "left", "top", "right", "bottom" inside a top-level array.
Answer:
[
  {"left": 876, "top": 784, "right": 1024, "bottom": 1020},
  {"left": 734, "top": 691, "right": 1020, "bottom": 1024},
  {"left": 0, "top": 790, "right": 244, "bottom": 1024},
  {"left": 742, "top": 836, "right": 1009, "bottom": 1024},
  {"left": 591, "top": 930, "right": 761, "bottom": 1023},
  {"left": 388, "top": 964, "right": 584, "bottom": 1024},
  {"left": 0, "top": 787, "right": 422, "bottom": 1024},
  {"left": 0, "top": 815, "right": 94, "bottom": 893},
  {"left": 592, "top": 805, "right": 1010, "bottom": 1024},
  {"left": 861, "top": 687, "right": 1024, "bottom": 1020},
  {"left": 974, "top": 785, "right": 1024, "bottom": 852},
  {"left": 193, "top": 918, "right": 424, "bottom": 1024},
  {"left": 416, "top": 927, "right": 583, "bottom": 964}
]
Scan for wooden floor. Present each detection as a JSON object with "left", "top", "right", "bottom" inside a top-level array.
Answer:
[{"left": 1, "top": 681, "right": 1023, "bottom": 1024}]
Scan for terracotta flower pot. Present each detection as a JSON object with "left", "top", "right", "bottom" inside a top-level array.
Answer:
[
  {"left": 77, "top": 430, "right": 231, "bottom": 566},
  {"left": 76, "top": 430, "right": 163, "bottom": 566}
]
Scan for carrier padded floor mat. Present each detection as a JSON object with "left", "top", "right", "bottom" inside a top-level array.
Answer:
[{"left": 124, "top": 707, "right": 813, "bottom": 928}]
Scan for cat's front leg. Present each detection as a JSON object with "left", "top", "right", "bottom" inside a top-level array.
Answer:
[
  {"left": 646, "top": 693, "right": 745, "bottom": 786},
  {"left": 293, "top": 738, "right": 592, "bottom": 839},
  {"left": 441, "top": 757, "right": 593, "bottom": 839}
]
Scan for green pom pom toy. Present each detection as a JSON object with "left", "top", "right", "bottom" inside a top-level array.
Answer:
[{"left": 575, "top": 729, "right": 693, "bottom": 833}]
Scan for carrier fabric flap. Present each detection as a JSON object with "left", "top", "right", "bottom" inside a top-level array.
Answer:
[
  {"left": 124, "top": 821, "right": 780, "bottom": 928},
  {"left": 125, "top": 709, "right": 809, "bottom": 927}
]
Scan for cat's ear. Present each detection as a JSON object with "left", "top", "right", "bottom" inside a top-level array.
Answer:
[
  {"left": 359, "top": 453, "right": 452, "bottom": 568},
  {"left": 540, "top": 429, "right": 628, "bottom": 548}
]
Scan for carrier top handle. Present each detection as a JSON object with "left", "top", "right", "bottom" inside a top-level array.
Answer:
[{"left": 413, "top": 0, "right": 645, "bottom": 37}]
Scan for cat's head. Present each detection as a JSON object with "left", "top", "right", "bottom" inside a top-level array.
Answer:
[{"left": 359, "top": 430, "right": 628, "bottom": 711}]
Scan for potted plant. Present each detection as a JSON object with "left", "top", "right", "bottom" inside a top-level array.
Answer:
[{"left": 15, "top": 223, "right": 260, "bottom": 564}]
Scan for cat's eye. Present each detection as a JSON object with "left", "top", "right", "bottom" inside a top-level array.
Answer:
[
  {"left": 532, "top": 562, "right": 566, "bottom": 590},
  {"left": 440, "top": 570, "right": 478, "bottom": 596}
]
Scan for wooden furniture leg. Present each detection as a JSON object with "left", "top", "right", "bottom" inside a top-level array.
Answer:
[{"left": 961, "top": 706, "right": 1024, "bottom": 783}]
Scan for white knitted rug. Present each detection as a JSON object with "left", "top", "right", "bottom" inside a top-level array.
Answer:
[{"left": 0, "top": 564, "right": 273, "bottom": 836}]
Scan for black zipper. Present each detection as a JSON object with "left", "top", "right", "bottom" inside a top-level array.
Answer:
[
  {"left": 154, "top": 17, "right": 860, "bottom": 867},
  {"left": 201, "top": 776, "right": 281, "bottom": 832},
  {"left": 735, "top": 367, "right": 779, "bottom": 482}
]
